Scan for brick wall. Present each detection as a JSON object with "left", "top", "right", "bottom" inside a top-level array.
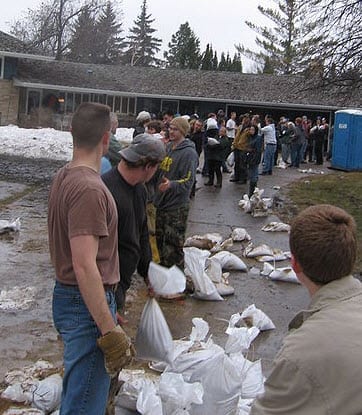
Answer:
[{"left": 0, "top": 79, "right": 19, "bottom": 125}]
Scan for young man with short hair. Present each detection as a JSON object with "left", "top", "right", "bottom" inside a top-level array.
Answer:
[
  {"left": 48, "top": 102, "right": 132, "bottom": 415},
  {"left": 154, "top": 117, "right": 199, "bottom": 268},
  {"left": 251, "top": 204, "right": 362, "bottom": 415},
  {"left": 102, "top": 133, "right": 166, "bottom": 312}
]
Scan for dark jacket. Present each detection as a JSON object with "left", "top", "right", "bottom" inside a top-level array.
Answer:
[
  {"left": 206, "top": 132, "right": 229, "bottom": 162},
  {"left": 102, "top": 168, "right": 151, "bottom": 294}
]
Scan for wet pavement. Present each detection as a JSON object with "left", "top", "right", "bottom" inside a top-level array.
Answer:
[{"left": 0, "top": 155, "right": 333, "bottom": 383}]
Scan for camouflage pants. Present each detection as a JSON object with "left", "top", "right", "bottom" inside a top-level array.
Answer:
[{"left": 156, "top": 205, "right": 189, "bottom": 268}]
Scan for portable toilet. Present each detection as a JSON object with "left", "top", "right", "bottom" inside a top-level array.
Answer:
[{"left": 332, "top": 109, "right": 362, "bottom": 171}]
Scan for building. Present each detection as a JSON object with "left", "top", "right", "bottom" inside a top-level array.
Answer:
[{"left": 1, "top": 30, "right": 361, "bottom": 129}]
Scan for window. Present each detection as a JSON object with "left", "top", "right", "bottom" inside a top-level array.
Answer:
[
  {"left": 27, "top": 90, "right": 41, "bottom": 114},
  {"left": 0, "top": 56, "right": 4, "bottom": 79},
  {"left": 66, "top": 92, "right": 74, "bottom": 113},
  {"left": 107, "top": 95, "right": 114, "bottom": 111}
]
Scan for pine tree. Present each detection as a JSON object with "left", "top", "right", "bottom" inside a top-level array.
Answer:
[
  {"left": 231, "top": 52, "right": 242, "bottom": 73},
  {"left": 212, "top": 51, "right": 218, "bottom": 70},
  {"left": 94, "top": 2, "right": 126, "bottom": 64},
  {"left": 125, "top": 0, "right": 162, "bottom": 67},
  {"left": 67, "top": 7, "right": 98, "bottom": 63},
  {"left": 218, "top": 52, "right": 227, "bottom": 71},
  {"left": 226, "top": 52, "right": 232, "bottom": 71},
  {"left": 164, "top": 22, "right": 201, "bottom": 69},
  {"left": 236, "top": 0, "right": 312, "bottom": 74},
  {"left": 200, "top": 44, "right": 213, "bottom": 70}
]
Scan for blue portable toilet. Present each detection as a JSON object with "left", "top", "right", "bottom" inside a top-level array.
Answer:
[{"left": 332, "top": 109, "right": 362, "bottom": 171}]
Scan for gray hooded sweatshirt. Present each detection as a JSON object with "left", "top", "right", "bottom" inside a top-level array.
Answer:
[{"left": 154, "top": 138, "right": 198, "bottom": 210}]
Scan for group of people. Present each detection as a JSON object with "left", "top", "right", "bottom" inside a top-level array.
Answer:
[
  {"left": 47, "top": 103, "right": 360, "bottom": 415},
  {"left": 48, "top": 103, "right": 198, "bottom": 414},
  {"left": 277, "top": 115, "right": 331, "bottom": 167}
]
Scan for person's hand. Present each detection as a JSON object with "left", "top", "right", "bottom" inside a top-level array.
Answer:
[
  {"left": 97, "top": 325, "right": 133, "bottom": 376},
  {"left": 144, "top": 277, "right": 155, "bottom": 297},
  {"left": 159, "top": 176, "right": 170, "bottom": 193}
]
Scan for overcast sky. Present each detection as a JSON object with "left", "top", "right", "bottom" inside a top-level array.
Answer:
[{"left": 0, "top": 0, "right": 272, "bottom": 71}]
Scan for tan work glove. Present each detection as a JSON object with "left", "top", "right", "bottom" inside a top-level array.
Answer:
[{"left": 97, "top": 325, "right": 133, "bottom": 376}]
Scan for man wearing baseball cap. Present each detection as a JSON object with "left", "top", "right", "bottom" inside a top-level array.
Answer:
[{"left": 102, "top": 134, "right": 166, "bottom": 313}]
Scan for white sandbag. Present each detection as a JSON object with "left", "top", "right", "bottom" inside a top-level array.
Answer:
[
  {"left": 184, "top": 236, "right": 215, "bottom": 250},
  {"left": 136, "top": 380, "right": 163, "bottom": 415},
  {"left": 190, "top": 318, "right": 209, "bottom": 342},
  {"left": 202, "top": 233, "right": 224, "bottom": 244},
  {"left": 243, "top": 243, "right": 274, "bottom": 258},
  {"left": 240, "top": 304, "right": 275, "bottom": 331},
  {"left": 166, "top": 341, "right": 225, "bottom": 381},
  {"left": 261, "top": 222, "right": 290, "bottom": 232},
  {"left": 260, "top": 262, "right": 274, "bottom": 276},
  {"left": 226, "top": 151, "right": 234, "bottom": 167},
  {"left": 190, "top": 352, "right": 243, "bottom": 415},
  {"left": 239, "top": 359, "right": 265, "bottom": 399},
  {"left": 237, "top": 398, "right": 253, "bottom": 415},
  {"left": 231, "top": 228, "right": 251, "bottom": 242},
  {"left": 238, "top": 195, "right": 251, "bottom": 213},
  {"left": 149, "top": 340, "right": 194, "bottom": 373},
  {"left": 1, "top": 383, "right": 29, "bottom": 403},
  {"left": 205, "top": 257, "right": 223, "bottom": 283},
  {"left": 225, "top": 326, "right": 260, "bottom": 354},
  {"left": 117, "top": 369, "right": 160, "bottom": 411},
  {"left": 183, "top": 247, "right": 223, "bottom": 301},
  {"left": 211, "top": 251, "right": 248, "bottom": 271},
  {"left": 148, "top": 262, "right": 186, "bottom": 296},
  {"left": 32, "top": 374, "right": 62, "bottom": 412},
  {"left": 135, "top": 298, "right": 174, "bottom": 363},
  {"left": 215, "top": 282, "right": 235, "bottom": 296},
  {"left": 269, "top": 267, "right": 300, "bottom": 284},
  {"left": 256, "top": 251, "right": 291, "bottom": 262},
  {"left": 0, "top": 217, "right": 21, "bottom": 234},
  {"left": 159, "top": 372, "right": 203, "bottom": 415}
]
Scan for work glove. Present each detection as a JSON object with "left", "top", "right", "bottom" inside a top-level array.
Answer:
[{"left": 97, "top": 325, "right": 133, "bottom": 376}]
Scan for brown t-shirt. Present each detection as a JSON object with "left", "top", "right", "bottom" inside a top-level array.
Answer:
[{"left": 48, "top": 164, "right": 119, "bottom": 285}]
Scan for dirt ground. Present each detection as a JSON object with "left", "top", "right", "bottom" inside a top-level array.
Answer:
[{"left": 0, "top": 155, "right": 335, "bottom": 409}]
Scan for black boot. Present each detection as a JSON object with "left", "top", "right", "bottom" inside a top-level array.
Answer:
[
  {"left": 205, "top": 171, "right": 214, "bottom": 186},
  {"left": 248, "top": 181, "right": 257, "bottom": 198}
]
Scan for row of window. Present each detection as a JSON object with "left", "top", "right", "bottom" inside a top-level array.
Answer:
[{"left": 22, "top": 89, "right": 136, "bottom": 116}]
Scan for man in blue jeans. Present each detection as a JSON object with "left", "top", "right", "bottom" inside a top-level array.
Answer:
[
  {"left": 261, "top": 115, "right": 277, "bottom": 175},
  {"left": 48, "top": 102, "right": 132, "bottom": 415}
]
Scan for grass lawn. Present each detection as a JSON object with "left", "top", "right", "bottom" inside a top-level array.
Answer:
[{"left": 281, "top": 171, "right": 362, "bottom": 275}]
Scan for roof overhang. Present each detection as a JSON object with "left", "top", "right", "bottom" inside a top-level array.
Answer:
[
  {"left": 0, "top": 51, "right": 54, "bottom": 61},
  {"left": 13, "top": 78, "right": 341, "bottom": 112}
]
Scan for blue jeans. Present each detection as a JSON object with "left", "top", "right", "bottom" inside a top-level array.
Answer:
[
  {"left": 263, "top": 144, "right": 276, "bottom": 173},
  {"left": 53, "top": 281, "right": 117, "bottom": 415},
  {"left": 291, "top": 142, "right": 302, "bottom": 167}
]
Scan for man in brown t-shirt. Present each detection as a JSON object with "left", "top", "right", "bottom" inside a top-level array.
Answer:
[{"left": 48, "top": 102, "right": 132, "bottom": 415}]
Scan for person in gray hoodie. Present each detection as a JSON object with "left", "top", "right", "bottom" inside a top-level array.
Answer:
[{"left": 154, "top": 117, "right": 199, "bottom": 269}]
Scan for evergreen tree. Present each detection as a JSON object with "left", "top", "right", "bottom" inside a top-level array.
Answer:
[
  {"left": 125, "top": 0, "right": 162, "bottom": 67},
  {"left": 218, "top": 52, "right": 227, "bottom": 71},
  {"left": 231, "top": 52, "right": 242, "bottom": 73},
  {"left": 226, "top": 52, "right": 232, "bottom": 71},
  {"left": 164, "top": 22, "right": 201, "bottom": 69},
  {"left": 67, "top": 7, "right": 98, "bottom": 63},
  {"left": 200, "top": 44, "right": 213, "bottom": 70},
  {"left": 212, "top": 51, "right": 218, "bottom": 70},
  {"left": 94, "top": 2, "right": 126, "bottom": 64},
  {"left": 236, "top": 0, "right": 312, "bottom": 74}
]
